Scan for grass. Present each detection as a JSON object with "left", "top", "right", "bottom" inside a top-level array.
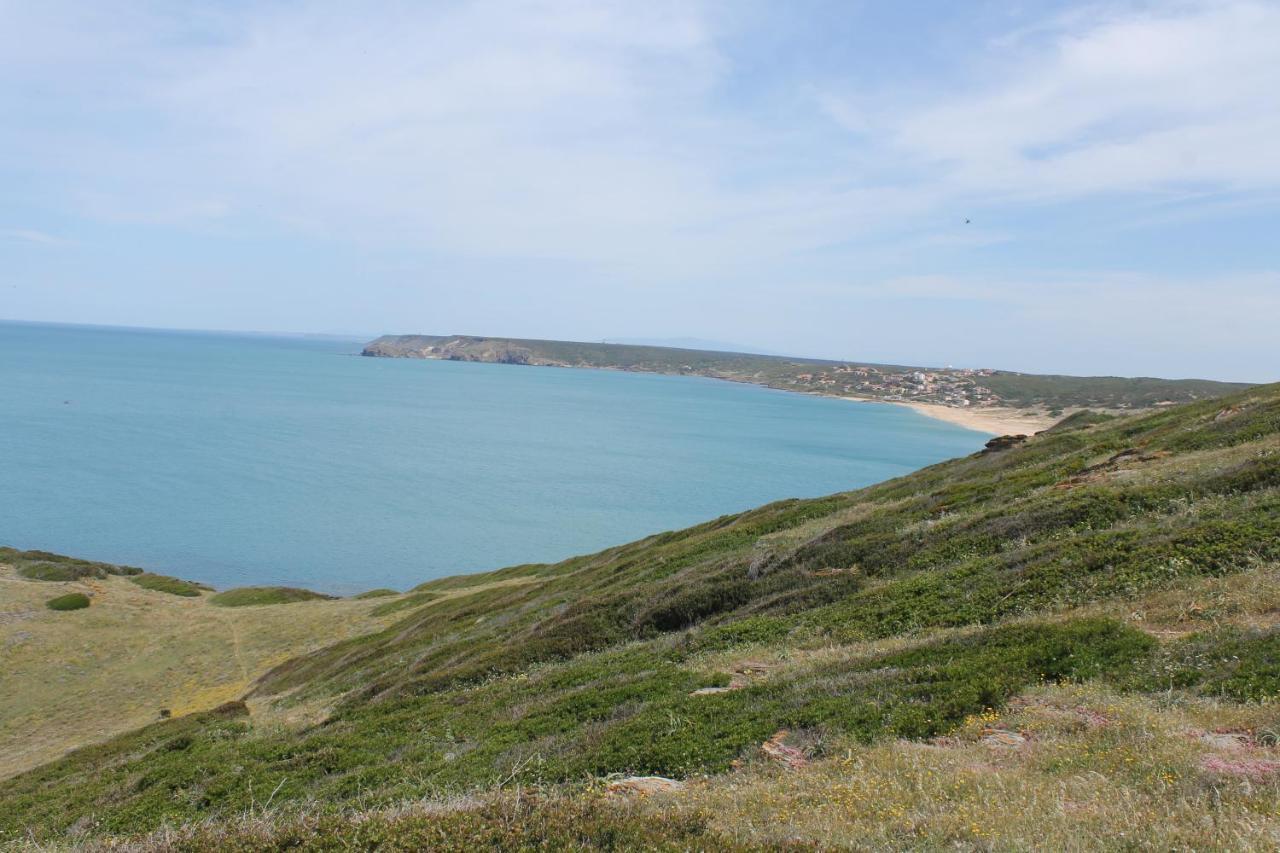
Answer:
[
  {"left": 84, "top": 793, "right": 740, "bottom": 852},
  {"left": 678, "top": 682, "right": 1280, "bottom": 849},
  {"left": 3, "top": 381, "right": 1280, "bottom": 846},
  {"left": 45, "top": 593, "right": 90, "bottom": 611},
  {"left": 209, "top": 586, "right": 335, "bottom": 607},
  {"left": 130, "top": 572, "right": 209, "bottom": 597},
  {"left": 368, "top": 590, "right": 442, "bottom": 617},
  {"left": 0, "top": 560, "right": 415, "bottom": 780},
  {"left": 352, "top": 588, "right": 399, "bottom": 599}
]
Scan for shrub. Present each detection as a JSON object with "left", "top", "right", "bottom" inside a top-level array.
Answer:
[
  {"left": 130, "top": 573, "right": 207, "bottom": 597},
  {"left": 1118, "top": 627, "right": 1280, "bottom": 701},
  {"left": 353, "top": 588, "right": 399, "bottom": 599},
  {"left": 10, "top": 548, "right": 142, "bottom": 581},
  {"left": 46, "top": 593, "right": 90, "bottom": 611},
  {"left": 209, "top": 586, "right": 334, "bottom": 607}
]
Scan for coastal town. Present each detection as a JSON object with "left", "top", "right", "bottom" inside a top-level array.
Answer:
[{"left": 777, "top": 364, "right": 1001, "bottom": 409}]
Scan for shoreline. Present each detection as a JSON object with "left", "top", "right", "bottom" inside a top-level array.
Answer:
[
  {"left": 379, "top": 352, "right": 1063, "bottom": 436},
  {"left": 824, "top": 394, "right": 1060, "bottom": 435},
  {"left": 889, "top": 400, "right": 1060, "bottom": 435}
]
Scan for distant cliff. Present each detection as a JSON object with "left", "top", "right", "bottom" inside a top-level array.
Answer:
[
  {"left": 363, "top": 335, "right": 551, "bottom": 365},
  {"left": 362, "top": 334, "right": 1253, "bottom": 413}
]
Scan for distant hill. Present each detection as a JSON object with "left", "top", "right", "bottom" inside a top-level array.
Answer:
[
  {"left": 363, "top": 333, "right": 1252, "bottom": 413},
  {"left": 4, "top": 382, "right": 1280, "bottom": 847}
]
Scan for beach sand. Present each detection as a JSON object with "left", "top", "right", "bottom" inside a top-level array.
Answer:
[
  {"left": 892, "top": 401, "right": 1060, "bottom": 435},
  {"left": 818, "top": 391, "right": 1062, "bottom": 435}
]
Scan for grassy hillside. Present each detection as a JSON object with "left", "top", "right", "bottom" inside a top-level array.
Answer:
[
  {"left": 363, "top": 333, "right": 1251, "bottom": 412},
  {"left": 2, "top": 383, "right": 1280, "bottom": 848},
  {"left": 0, "top": 563, "right": 513, "bottom": 781}
]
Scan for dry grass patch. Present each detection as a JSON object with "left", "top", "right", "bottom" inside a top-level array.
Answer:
[
  {"left": 677, "top": 683, "right": 1280, "bottom": 850},
  {"left": 0, "top": 563, "right": 406, "bottom": 779}
]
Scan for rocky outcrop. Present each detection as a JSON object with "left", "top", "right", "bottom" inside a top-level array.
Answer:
[
  {"left": 362, "top": 335, "right": 558, "bottom": 367},
  {"left": 980, "top": 434, "right": 1028, "bottom": 454}
]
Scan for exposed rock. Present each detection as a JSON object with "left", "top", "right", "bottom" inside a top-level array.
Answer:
[
  {"left": 981, "top": 434, "right": 1028, "bottom": 454},
  {"left": 979, "top": 727, "right": 1027, "bottom": 747},
  {"left": 1188, "top": 728, "right": 1255, "bottom": 750},
  {"left": 690, "top": 685, "right": 739, "bottom": 696},
  {"left": 761, "top": 729, "right": 808, "bottom": 769},
  {"left": 732, "top": 661, "right": 773, "bottom": 675},
  {"left": 605, "top": 776, "right": 684, "bottom": 795},
  {"left": 1074, "top": 707, "right": 1113, "bottom": 728}
]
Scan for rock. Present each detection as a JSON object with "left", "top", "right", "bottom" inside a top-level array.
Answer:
[
  {"left": 733, "top": 661, "right": 772, "bottom": 675},
  {"left": 981, "top": 434, "right": 1028, "bottom": 454},
  {"left": 1192, "top": 729, "right": 1254, "bottom": 750},
  {"left": 690, "top": 685, "right": 738, "bottom": 696},
  {"left": 979, "top": 727, "right": 1027, "bottom": 747},
  {"left": 761, "top": 730, "right": 808, "bottom": 769},
  {"left": 605, "top": 776, "right": 684, "bottom": 795},
  {"left": 1074, "top": 707, "right": 1113, "bottom": 728}
]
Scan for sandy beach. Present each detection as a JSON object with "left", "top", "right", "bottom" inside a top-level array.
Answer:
[
  {"left": 827, "top": 395, "right": 1060, "bottom": 436},
  {"left": 894, "top": 401, "right": 1061, "bottom": 435}
]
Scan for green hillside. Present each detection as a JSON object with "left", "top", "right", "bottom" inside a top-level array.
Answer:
[
  {"left": 3, "top": 384, "right": 1280, "bottom": 848},
  {"left": 363, "top": 333, "right": 1252, "bottom": 412}
]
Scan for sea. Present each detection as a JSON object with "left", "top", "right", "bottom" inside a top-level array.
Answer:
[{"left": 0, "top": 321, "right": 989, "bottom": 594}]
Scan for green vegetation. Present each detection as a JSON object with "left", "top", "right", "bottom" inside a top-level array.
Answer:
[
  {"left": 364, "top": 334, "right": 1249, "bottom": 411},
  {"left": 130, "top": 572, "right": 209, "bottom": 597},
  {"left": 91, "top": 793, "right": 737, "bottom": 852},
  {"left": 1120, "top": 627, "right": 1280, "bottom": 701},
  {"left": 2, "top": 547, "right": 142, "bottom": 581},
  {"left": 3, "top": 382, "right": 1280, "bottom": 847},
  {"left": 44, "top": 593, "right": 90, "bottom": 611},
  {"left": 367, "top": 589, "right": 442, "bottom": 617},
  {"left": 1040, "top": 408, "right": 1118, "bottom": 432},
  {"left": 209, "top": 586, "right": 335, "bottom": 607},
  {"left": 352, "top": 588, "right": 399, "bottom": 599}
]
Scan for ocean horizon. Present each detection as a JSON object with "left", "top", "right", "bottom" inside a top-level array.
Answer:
[{"left": 0, "top": 321, "right": 988, "bottom": 594}]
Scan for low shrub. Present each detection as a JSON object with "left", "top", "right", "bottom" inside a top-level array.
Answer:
[
  {"left": 130, "top": 573, "right": 207, "bottom": 597},
  {"left": 1118, "top": 627, "right": 1280, "bottom": 701},
  {"left": 46, "top": 593, "right": 90, "bottom": 611},
  {"left": 209, "top": 586, "right": 334, "bottom": 607},
  {"left": 353, "top": 588, "right": 399, "bottom": 599}
]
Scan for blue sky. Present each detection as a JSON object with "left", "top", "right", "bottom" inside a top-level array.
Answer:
[{"left": 2, "top": 0, "right": 1277, "bottom": 381}]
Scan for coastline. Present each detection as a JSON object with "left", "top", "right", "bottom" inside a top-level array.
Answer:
[
  {"left": 836, "top": 396, "right": 1060, "bottom": 436},
  {"left": 379, "top": 351, "right": 1063, "bottom": 436}
]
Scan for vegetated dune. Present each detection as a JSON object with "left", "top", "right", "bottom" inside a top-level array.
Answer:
[{"left": 2, "top": 382, "right": 1279, "bottom": 848}]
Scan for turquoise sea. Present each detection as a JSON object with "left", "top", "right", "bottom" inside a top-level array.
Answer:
[{"left": 0, "top": 322, "right": 988, "bottom": 593}]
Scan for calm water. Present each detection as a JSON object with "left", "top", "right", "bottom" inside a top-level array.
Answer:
[{"left": 0, "top": 322, "right": 987, "bottom": 593}]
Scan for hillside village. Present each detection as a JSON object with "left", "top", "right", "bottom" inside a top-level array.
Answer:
[{"left": 781, "top": 364, "right": 1000, "bottom": 408}]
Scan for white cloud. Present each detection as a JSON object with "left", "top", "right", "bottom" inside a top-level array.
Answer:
[
  {"left": 4, "top": 0, "right": 1276, "bottom": 263},
  {"left": 872, "top": 0, "right": 1280, "bottom": 200},
  {"left": 0, "top": 228, "right": 65, "bottom": 246}
]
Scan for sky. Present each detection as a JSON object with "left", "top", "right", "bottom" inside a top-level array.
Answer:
[{"left": 1, "top": 0, "right": 1277, "bottom": 381}]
